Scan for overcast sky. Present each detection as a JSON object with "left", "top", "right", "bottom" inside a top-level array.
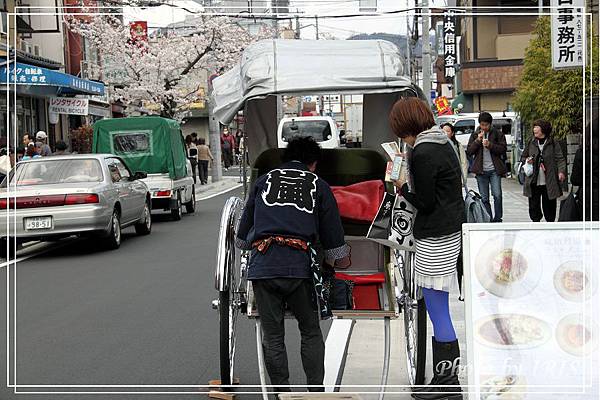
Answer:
[{"left": 123, "top": 0, "right": 448, "bottom": 39}]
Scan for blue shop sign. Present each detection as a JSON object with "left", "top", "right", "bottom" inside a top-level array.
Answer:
[{"left": 1, "top": 61, "right": 105, "bottom": 96}]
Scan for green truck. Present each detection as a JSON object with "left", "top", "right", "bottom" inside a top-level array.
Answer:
[{"left": 92, "top": 116, "right": 195, "bottom": 220}]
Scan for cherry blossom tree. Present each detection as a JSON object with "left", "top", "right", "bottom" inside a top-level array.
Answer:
[{"left": 69, "top": 14, "right": 271, "bottom": 119}]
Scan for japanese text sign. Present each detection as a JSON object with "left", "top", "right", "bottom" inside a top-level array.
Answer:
[
  {"left": 551, "top": 0, "right": 586, "bottom": 70},
  {"left": 49, "top": 97, "right": 89, "bottom": 115},
  {"left": 443, "top": 10, "right": 457, "bottom": 81}
]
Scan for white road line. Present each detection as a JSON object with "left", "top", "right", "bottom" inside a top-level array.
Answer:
[
  {"left": 0, "top": 239, "right": 77, "bottom": 269},
  {"left": 197, "top": 183, "right": 243, "bottom": 201},
  {"left": 324, "top": 319, "right": 355, "bottom": 392}
]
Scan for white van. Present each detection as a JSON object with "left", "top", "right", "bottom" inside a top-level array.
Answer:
[
  {"left": 277, "top": 116, "right": 340, "bottom": 149},
  {"left": 435, "top": 112, "right": 522, "bottom": 175}
]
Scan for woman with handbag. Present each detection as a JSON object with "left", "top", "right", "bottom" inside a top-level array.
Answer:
[
  {"left": 389, "top": 97, "right": 465, "bottom": 400},
  {"left": 441, "top": 122, "right": 469, "bottom": 178},
  {"left": 520, "top": 120, "right": 567, "bottom": 222},
  {"left": 185, "top": 135, "right": 198, "bottom": 184}
]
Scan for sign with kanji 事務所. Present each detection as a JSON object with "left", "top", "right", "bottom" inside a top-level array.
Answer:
[
  {"left": 443, "top": 10, "right": 457, "bottom": 80},
  {"left": 49, "top": 97, "right": 89, "bottom": 116},
  {"left": 551, "top": 0, "right": 586, "bottom": 70}
]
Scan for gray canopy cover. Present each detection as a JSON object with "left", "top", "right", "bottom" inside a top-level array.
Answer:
[{"left": 211, "top": 39, "right": 414, "bottom": 124}]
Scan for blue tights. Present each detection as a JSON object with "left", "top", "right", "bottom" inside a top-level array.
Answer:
[{"left": 422, "top": 287, "right": 456, "bottom": 343}]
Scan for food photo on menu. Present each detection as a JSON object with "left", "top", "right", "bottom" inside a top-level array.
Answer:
[{"left": 464, "top": 228, "right": 599, "bottom": 399}]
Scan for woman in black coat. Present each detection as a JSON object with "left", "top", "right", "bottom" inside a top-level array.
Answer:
[
  {"left": 571, "top": 116, "right": 599, "bottom": 221},
  {"left": 520, "top": 119, "right": 567, "bottom": 222}
]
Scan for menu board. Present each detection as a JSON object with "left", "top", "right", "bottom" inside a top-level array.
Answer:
[{"left": 463, "top": 223, "right": 600, "bottom": 399}]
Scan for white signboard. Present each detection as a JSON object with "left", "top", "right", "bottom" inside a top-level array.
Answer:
[
  {"left": 551, "top": 0, "right": 586, "bottom": 70},
  {"left": 464, "top": 223, "right": 599, "bottom": 399},
  {"left": 49, "top": 97, "right": 89, "bottom": 115},
  {"left": 443, "top": 10, "right": 457, "bottom": 80}
]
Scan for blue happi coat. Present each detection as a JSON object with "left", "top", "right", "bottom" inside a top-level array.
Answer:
[{"left": 235, "top": 161, "right": 349, "bottom": 280}]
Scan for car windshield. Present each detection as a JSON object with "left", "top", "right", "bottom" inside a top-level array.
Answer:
[
  {"left": 4, "top": 159, "right": 104, "bottom": 187},
  {"left": 281, "top": 120, "right": 332, "bottom": 142},
  {"left": 454, "top": 119, "right": 476, "bottom": 137}
]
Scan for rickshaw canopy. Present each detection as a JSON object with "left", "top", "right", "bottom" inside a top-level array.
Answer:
[
  {"left": 211, "top": 39, "right": 422, "bottom": 163},
  {"left": 92, "top": 116, "right": 188, "bottom": 180}
]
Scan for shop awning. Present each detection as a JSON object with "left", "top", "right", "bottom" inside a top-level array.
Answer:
[{"left": 0, "top": 61, "right": 105, "bottom": 96}]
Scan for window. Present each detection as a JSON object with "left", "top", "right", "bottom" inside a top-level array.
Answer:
[
  {"left": 112, "top": 158, "right": 131, "bottom": 180},
  {"left": 9, "top": 159, "right": 103, "bottom": 186},
  {"left": 493, "top": 118, "right": 512, "bottom": 137},
  {"left": 111, "top": 130, "right": 152, "bottom": 156},
  {"left": 281, "top": 120, "right": 332, "bottom": 143},
  {"left": 454, "top": 119, "right": 476, "bottom": 137}
]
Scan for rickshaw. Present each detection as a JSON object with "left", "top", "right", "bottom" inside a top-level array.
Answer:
[{"left": 211, "top": 39, "right": 428, "bottom": 398}]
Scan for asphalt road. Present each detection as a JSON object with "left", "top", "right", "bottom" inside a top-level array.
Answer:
[{"left": 1, "top": 188, "right": 323, "bottom": 399}]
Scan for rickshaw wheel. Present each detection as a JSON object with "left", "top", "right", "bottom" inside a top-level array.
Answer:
[
  {"left": 215, "top": 197, "right": 245, "bottom": 388},
  {"left": 397, "top": 250, "right": 427, "bottom": 386},
  {"left": 402, "top": 296, "right": 427, "bottom": 386}
]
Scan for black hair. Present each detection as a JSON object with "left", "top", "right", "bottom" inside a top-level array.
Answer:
[
  {"left": 441, "top": 122, "right": 459, "bottom": 146},
  {"left": 282, "top": 136, "right": 322, "bottom": 166},
  {"left": 532, "top": 119, "right": 553, "bottom": 137},
  {"left": 478, "top": 112, "right": 493, "bottom": 124},
  {"left": 55, "top": 141, "right": 68, "bottom": 151},
  {"left": 16, "top": 146, "right": 25, "bottom": 155},
  {"left": 185, "top": 135, "right": 193, "bottom": 144}
]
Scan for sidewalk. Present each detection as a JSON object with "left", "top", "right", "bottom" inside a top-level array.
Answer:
[
  {"left": 195, "top": 174, "right": 243, "bottom": 200},
  {"left": 338, "top": 177, "right": 531, "bottom": 399}
]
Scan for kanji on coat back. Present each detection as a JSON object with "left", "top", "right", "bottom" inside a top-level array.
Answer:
[{"left": 261, "top": 169, "right": 318, "bottom": 213}]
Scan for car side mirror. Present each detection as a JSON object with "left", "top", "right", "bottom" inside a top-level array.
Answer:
[{"left": 132, "top": 171, "right": 147, "bottom": 180}]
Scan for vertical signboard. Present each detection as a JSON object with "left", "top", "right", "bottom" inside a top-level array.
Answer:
[
  {"left": 443, "top": 10, "right": 457, "bottom": 80},
  {"left": 551, "top": 0, "right": 586, "bottom": 70},
  {"left": 464, "top": 223, "right": 599, "bottom": 399}
]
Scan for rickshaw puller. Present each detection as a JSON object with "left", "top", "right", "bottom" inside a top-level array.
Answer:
[{"left": 235, "top": 137, "right": 351, "bottom": 393}]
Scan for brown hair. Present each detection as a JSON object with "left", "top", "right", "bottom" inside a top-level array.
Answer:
[
  {"left": 532, "top": 119, "right": 552, "bottom": 137},
  {"left": 388, "top": 97, "right": 436, "bottom": 138}
]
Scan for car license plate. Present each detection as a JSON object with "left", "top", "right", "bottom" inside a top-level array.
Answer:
[{"left": 24, "top": 216, "right": 52, "bottom": 230}]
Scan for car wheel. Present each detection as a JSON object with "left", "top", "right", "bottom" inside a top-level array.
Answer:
[
  {"left": 171, "top": 193, "right": 182, "bottom": 221},
  {"left": 135, "top": 201, "right": 152, "bottom": 235},
  {"left": 104, "top": 209, "right": 122, "bottom": 250},
  {"left": 185, "top": 187, "right": 196, "bottom": 214}
]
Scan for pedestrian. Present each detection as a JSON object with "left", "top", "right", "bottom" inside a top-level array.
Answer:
[
  {"left": 185, "top": 135, "right": 198, "bottom": 184},
  {"left": 35, "top": 131, "right": 52, "bottom": 156},
  {"left": 466, "top": 112, "right": 507, "bottom": 222},
  {"left": 196, "top": 138, "right": 213, "bottom": 185},
  {"left": 191, "top": 132, "right": 198, "bottom": 145},
  {"left": 441, "top": 122, "right": 469, "bottom": 178},
  {"left": 22, "top": 143, "right": 41, "bottom": 161},
  {"left": 235, "top": 136, "right": 351, "bottom": 394},
  {"left": 220, "top": 127, "right": 235, "bottom": 170},
  {"left": 16, "top": 146, "right": 25, "bottom": 162},
  {"left": 53, "top": 141, "right": 70, "bottom": 156},
  {"left": 520, "top": 119, "right": 567, "bottom": 222},
  {"left": 234, "top": 129, "right": 243, "bottom": 164},
  {"left": 570, "top": 116, "right": 598, "bottom": 221},
  {"left": 389, "top": 97, "right": 464, "bottom": 400},
  {"left": 22, "top": 133, "right": 32, "bottom": 148}
]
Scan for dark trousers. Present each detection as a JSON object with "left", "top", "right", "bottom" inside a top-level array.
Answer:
[
  {"left": 198, "top": 160, "right": 209, "bottom": 184},
  {"left": 529, "top": 184, "right": 557, "bottom": 222},
  {"left": 223, "top": 149, "right": 233, "bottom": 168},
  {"left": 252, "top": 278, "right": 325, "bottom": 393},
  {"left": 476, "top": 170, "right": 503, "bottom": 222}
]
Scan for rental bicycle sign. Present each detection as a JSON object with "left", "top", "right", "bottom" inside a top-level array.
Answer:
[{"left": 49, "top": 97, "right": 89, "bottom": 115}]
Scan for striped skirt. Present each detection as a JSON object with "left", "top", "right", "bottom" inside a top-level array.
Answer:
[{"left": 414, "top": 231, "right": 461, "bottom": 292}]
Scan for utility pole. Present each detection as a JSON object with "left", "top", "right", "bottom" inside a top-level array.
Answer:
[
  {"left": 421, "top": 0, "right": 431, "bottom": 104},
  {"left": 406, "top": 0, "right": 411, "bottom": 78},
  {"left": 272, "top": 0, "right": 283, "bottom": 123},
  {"left": 296, "top": 12, "right": 302, "bottom": 116},
  {"left": 315, "top": 15, "right": 324, "bottom": 115},
  {"left": 208, "top": 75, "right": 222, "bottom": 183}
]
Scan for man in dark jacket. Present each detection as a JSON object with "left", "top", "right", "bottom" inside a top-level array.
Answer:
[
  {"left": 467, "top": 112, "right": 507, "bottom": 222},
  {"left": 571, "top": 116, "right": 599, "bottom": 221},
  {"left": 235, "top": 137, "right": 350, "bottom": 393}
]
